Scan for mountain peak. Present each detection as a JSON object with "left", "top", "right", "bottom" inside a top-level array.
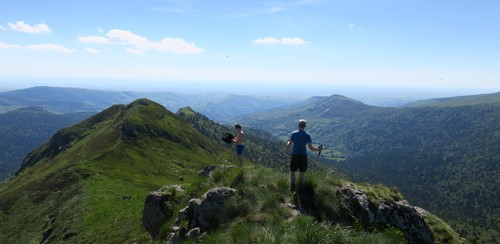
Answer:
[
  {"left": 324, "top": 94, "right": 368, "bottom": 106},
  {"left": 16, "top": 98, "right": 216, "bottom": 175}
]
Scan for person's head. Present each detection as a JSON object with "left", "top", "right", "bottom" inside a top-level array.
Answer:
[
  {"left": 298, "top": 119, "right": 306, "bottom": 129},
  {"left": 235, "top": 123, "right": 242, "bottom": 130}
]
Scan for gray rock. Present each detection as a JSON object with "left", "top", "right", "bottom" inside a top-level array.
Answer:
[
  {"left": 341, "top": 183, "right": 376, "bottom": 224},
  {"left": 176, "top": 187, "right": 237, "bottom": 232},
  {"left": 142, "top": 185, "right": 183, "bottom": 240},
  {"left": 340, "top": 183, "right": 434, "bottom": 244}
]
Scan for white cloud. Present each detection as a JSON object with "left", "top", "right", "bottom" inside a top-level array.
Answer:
[
  {"left": 0, "top": 42, "right": 74, "bottom": 53},
  {"left": 78, "top": 29, "right": 203, "bottom": 54},
  {"left": 98, "top": 27, "right": 104, "bottom": 33},
  {"left": 26, "top": 43, "right": 74, "bottom": 52},
  {"left": 0, "top": 42, "right": 21, "bottom": 49},
  {"left": 8, "top": 21, "right": 51, "bottom": 33},
  {"left": 106, "top": 30, "right": 150, "bottom": 49},
  {"left": 253, "top": 37, "right": 308, "bottom": 45},
  {"left": 85, "top": 47, "right": 100, "bottom": 53},
  {"left": 154, "top": 37, "right": 204, "bottom": 53}
]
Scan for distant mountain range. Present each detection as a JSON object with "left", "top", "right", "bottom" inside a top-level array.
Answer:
[
  {"left": 234, "top": 91, "right": 500, "bottom": 242},
  {"left": 0, "top": 86, "right": 298, "bottom": 120},
  {"left": 402, "top": 91, "right": 500, "bottom": 107}
]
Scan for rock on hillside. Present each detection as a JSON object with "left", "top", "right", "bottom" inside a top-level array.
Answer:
[
  {"left": 341, "top": 183, "right": 433, "bottom": 244},
  {"left": 143, "top": 182, "right": 443, "bottom": 244},
  {"left": 143, "top": 186, "right": 237, "bottom": 241}
]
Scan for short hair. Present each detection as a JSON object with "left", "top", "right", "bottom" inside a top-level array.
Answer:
[
  {"left": 235, "top": 123, "right": 242, "bottom": 129},
  {"left": 298, "top": 119, "right": 306, "bottom": 128}
]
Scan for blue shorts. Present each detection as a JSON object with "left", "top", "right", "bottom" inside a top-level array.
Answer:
[{"left": 236, "top": 145, "right": 245, "bottom": 155}]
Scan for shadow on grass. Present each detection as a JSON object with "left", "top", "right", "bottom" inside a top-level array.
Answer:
[{"left": 293, "top": 180, "right": 318, "bottom": 215}]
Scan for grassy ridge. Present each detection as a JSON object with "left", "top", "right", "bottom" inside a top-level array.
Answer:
[{"left": 0, "top": 99, "right": 237, "bottom": 243}]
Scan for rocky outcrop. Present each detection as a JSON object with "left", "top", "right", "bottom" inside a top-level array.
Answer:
[
  {"left": 143, "top": 186, "right": 236, "bottom": 241},
  {"left": 340, "top": 183, "right": 434, "bottom": 244},
  {"left": 142, "top": 185, "right": 184, "bottom": 240},
  {"left": 176, "top": 187, "right": 237, "bottom": 232}
]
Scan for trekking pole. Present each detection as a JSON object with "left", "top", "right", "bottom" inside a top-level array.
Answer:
[
  {"left": 317, "top": 144, "right": 323, "bottom": 160},
  {"left": 312, "top": 144, "right": 323, "bottom": 171},
  {"left": 284, "top": 137, "right": 291, "bottom": 170}
]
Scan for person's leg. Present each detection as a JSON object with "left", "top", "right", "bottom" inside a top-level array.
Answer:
[
  {"left": 298, "top": 155, "right": 308, "bottom": 185},
  {"left": 236, "top": 145, "right": 244, "bottom": 165},
  {"left": 290, "top": 155, "right": 298, "bottom": 191},
  {"left": 298, "top": 172, "right": 305, "bottom": 185},
  {"left": 290, "top": 171, "right": 296, "bottom": 191},
  {"left": 290, "top": 171, "right": 296, "bottom": 184}
]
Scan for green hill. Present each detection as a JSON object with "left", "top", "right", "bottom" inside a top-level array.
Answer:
[
  {"left": 403, "top": 91, "right": 500, "bottom": 107},
  {"left": 0, "top": 99, "right": 232, "bottom": 243},
  {"left": 0, "top": 99, "right": 462, "bottom": 243},
  {"left": 236, "top": 94, "right": 500, "bottom": 243},
  {"left": 0, "top": 107, "right": 93, "bottom": 181}
]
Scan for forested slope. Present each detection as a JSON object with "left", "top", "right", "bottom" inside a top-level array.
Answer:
[
  {"left": 236, "top": 94, "right": 499, "bottom": 243},
  {"left": 0, "top": 107, "right": 93, "bottom": 181}
]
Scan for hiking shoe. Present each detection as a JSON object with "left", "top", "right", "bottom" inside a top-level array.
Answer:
[{"left": 290, "top": 183, "right": 296, "bottom": 192}]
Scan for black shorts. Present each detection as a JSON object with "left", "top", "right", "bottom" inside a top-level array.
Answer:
[{"left": 290, "top": 154, "right": 308, "bottom": 172}]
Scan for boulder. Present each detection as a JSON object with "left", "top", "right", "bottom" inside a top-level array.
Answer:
[
  {"left": 176, "top": 187, "right": 237, "bottom": 232},
  {"left": 340, "top": 183, "right": 433, "bottom": 244},
  {"left": 142, "top": 185, "right": 184, "bottom": 239},
  {"left": 377, "top": 199, "right": 433, "bottom": 244}
]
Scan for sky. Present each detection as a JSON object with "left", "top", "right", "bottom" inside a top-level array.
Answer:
[{"left": 0, "top": 0, "right": 499, "bottom": 95}]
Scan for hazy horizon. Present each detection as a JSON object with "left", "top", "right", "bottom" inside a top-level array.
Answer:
[{"left": 1, "top": 77, "right": 498, "bottom": 107}]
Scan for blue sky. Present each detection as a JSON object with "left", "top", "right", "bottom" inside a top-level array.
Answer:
[{"left": 0, "top": 0, "right": 499, "bottom": 94}]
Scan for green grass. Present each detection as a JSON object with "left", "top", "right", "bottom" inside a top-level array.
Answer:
[
  {"left": 163, "top": 165, "right": 414, "bottom": 243},
  {"left": 355, "top": 183, "right": 403, "bottom": 202},
  {"left": 424, "top": 215, "right": 466, "bottom": 244}
]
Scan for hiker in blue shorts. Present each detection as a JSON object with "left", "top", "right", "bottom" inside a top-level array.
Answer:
[
  {"left": 285, "top": 119, "right": 322, "bottom": 192},
  {"left": 232, "top": 123, "right": 245, "bottom": 166}
]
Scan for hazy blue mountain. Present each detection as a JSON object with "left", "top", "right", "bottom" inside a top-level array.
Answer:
[
  {"left": 0, "top": 86, "right": 300, "bottom": 121},
  {"left": 402, "top": 91, "right": 500, "bottom": 107},
  {"left": 191, "top": 94, "right": 299, "bottom": 122},
  {"left": 0, "top": 86, "right": 200, "bottom": 114},
  {"left": 0, "top": 107, "right": 93, "bottom": 181}
]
